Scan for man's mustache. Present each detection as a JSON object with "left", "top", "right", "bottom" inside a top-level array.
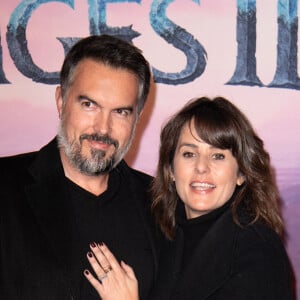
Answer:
[{"left": 80, "top": 133, "right": 119, "bottom": 149}]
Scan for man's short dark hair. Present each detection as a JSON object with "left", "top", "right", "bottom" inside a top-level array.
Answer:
[{"left": 60, "top": 35, "right": 151, "bottom": 114}]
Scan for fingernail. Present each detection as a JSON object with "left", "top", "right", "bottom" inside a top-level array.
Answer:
[
  {"left": 84, "top": 269, "right": 90, "bottom": 275},
  {"left": 98, "top": 242, "right": 104, "bottom": 246},
  {"left": 90, "top": 242, "right": 96, "bottom": 248},
  {"left": 87, "top": 252, "right": 93, "bottom": 258}
]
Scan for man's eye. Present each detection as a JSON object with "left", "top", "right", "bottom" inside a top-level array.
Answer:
[
  {"left": 116, "top": 109, "right": 130, "bottom": 116},
  {"left": 81, "top": 101, "right": 94, "bottom": 108},
  {"left": 213, "top": 153, "right": 225, "bottom": 160}
]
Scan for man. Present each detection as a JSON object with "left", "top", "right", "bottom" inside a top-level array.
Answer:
[{"left": 0, "top": 35, "right": 160, "bottom": 299}]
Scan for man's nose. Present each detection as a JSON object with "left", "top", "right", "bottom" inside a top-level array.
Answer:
[{"left": 93, "top": 111, "right": 111, "bottom": 135}]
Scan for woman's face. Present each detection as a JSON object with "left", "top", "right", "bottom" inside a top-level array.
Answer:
[{"left": 172, "top": 121, "right": 244, "bottom": 219}]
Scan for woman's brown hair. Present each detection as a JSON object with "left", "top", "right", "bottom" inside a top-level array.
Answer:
[{"left": 151, "top": 97, "right": 283, "bottom": 240}]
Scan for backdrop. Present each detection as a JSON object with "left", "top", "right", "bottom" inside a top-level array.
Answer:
[{"left": 1, "top": 0, "right": 299, "bottom": 297}]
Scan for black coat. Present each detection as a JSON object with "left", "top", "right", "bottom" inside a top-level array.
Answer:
[
  {"left": 150, "top": 207, "right": 293, "bottom": 300},
  {"left": 0, "top": 139, "right": 161, "bottom": 300}
]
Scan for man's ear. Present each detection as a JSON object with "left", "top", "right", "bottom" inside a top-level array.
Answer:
[{"left": 55, "top": 86, "right": 63, "bottom": 119}]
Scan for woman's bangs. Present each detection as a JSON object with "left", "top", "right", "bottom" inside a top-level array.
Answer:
[{"left": 192, "top": 112, "right": 236, "bottom": 150}]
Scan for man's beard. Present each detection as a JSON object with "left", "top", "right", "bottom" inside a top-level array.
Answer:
[{"left": 57, "top": 121, "right": 134, "bottom": 176}]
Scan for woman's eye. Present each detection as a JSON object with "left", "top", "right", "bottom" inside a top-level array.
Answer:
[
  {"left": 213, "top": 153, "right": 225, "bottom": 160},
  {"left": 183, "top": 151, "right": 195, "bottom": 158}
]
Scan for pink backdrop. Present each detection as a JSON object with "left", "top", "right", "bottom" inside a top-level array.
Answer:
[{"left": 1, "top": 0, "right": 299, "bottom": 297}]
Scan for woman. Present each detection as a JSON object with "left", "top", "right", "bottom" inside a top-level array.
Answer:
[{"left": 84, "top": 97, "right": 294, "bottom": 299}]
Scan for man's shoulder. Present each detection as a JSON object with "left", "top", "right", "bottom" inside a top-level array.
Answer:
[
  {"left": 0, "top": 139, "right": 59, "bottom": 175},
  {"left": 0, "top": 151, "right": 37, "bottom": 169},
  {"left": 130, "top": 166, "right": 153, "bottom": 182},
  {"left": 117, "top": 160, "right": 153, "bottom": 184},
  {"left": 0, "top": 151, "right": 39, "bottom": 193}
]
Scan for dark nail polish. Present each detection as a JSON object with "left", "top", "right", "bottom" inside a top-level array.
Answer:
[
  {"left": 98, "top": 241, "right": 103, "bottom": 246},
  {"left": 90, "top": 242, "right": 96, "bottom": 248},
  {"left": 84, "top": 269, "right": 90, "bottom": 275},
  {"left": 88, "top": 252, "right": 93, "bottom": 258}
]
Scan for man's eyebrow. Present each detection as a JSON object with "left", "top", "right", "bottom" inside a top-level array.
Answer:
[
  {"left": 78, "top": 94, "right": 97, "bottom": 104},
  {"left": 78, "top": 95, "right": 134, "bottom": 112}
]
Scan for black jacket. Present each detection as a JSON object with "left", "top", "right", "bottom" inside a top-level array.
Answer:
[
  {"left": 150, "top": 206, "right": 293, "bottom": 300},
  {"left": 0, "top": 139, "right": 161, "bottom": 300}
]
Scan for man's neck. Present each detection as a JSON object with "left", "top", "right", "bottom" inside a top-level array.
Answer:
[{"left": 59, "top": 150, "right": 109, "bottom": 196}]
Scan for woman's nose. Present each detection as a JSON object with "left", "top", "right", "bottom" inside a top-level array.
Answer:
[{"left": 195, "top": 156, "right": 209, "bottom": 174}]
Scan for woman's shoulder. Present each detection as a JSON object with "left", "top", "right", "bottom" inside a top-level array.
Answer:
[
  {"left": 234, "top": 220, "right": 291, "bottom": 276},
  {"left": 236, "top": 219, "right": 284, "bottom": 248}
]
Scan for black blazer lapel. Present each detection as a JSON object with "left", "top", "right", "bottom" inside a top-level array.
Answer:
[
  {"left": 171, "top": 209, "right": 237, "bottom": 300},
  {"left": 24, "top": 139, "right": 74, "bottom": 292},
  {"left": 120, "top": 161, "right": 161, "bottom": 277},
  {"left": 25, "top": 175, "right": 75, "bottom": 261},
  {"left": 148, "top": 228, "right": 184, "bottom": 300}
]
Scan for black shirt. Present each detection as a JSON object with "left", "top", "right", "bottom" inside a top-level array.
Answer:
[{"left": 60, "top": 167, "right": 154, "bottom": 299}]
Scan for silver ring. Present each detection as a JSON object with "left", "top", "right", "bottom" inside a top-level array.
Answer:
[{"left": 98, "top": 273, "right": 107, "bottom": 282}]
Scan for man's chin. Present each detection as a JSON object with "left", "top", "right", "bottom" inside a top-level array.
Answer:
[{"left": 78, "top": 160, "right": 113, "bottom": 176}]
